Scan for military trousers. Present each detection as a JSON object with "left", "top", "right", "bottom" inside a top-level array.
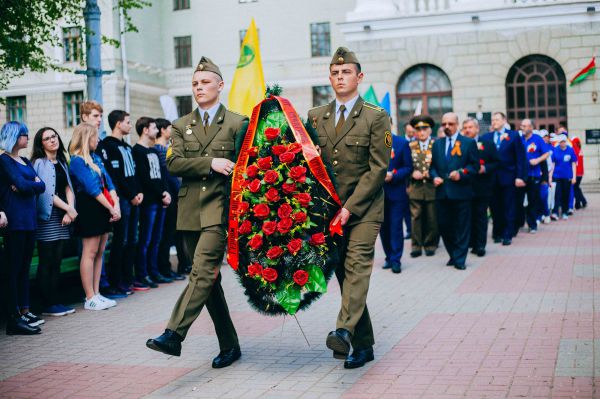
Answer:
[
  {"left": 409, "top": 199, "right": 439, "bottom": 251},
  {"left": 166, "top": 227, "right": 239, "bottom": 351},
  {"left": 336, "top": 221, "right": 380, "bottom": 338}
]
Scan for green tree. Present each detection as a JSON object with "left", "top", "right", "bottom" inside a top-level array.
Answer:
[{"left": 0, "top": 0, "right": 149, "bottom": 92}]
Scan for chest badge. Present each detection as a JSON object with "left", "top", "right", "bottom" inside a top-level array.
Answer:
[{"left": 185, "top": 124, "right": 193, "bottom": 135}]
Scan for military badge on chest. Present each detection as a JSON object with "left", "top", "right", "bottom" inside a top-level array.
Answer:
[{"left": 185, "top": 124, "right": 193, "bottom": 135}]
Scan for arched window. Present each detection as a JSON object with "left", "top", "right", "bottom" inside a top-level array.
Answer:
[
  {"left": 506, "top": 55, "right": 567, "bottom": 132},
  {"left": 396, "top": 64, "right": 452, "bottom": 131}
]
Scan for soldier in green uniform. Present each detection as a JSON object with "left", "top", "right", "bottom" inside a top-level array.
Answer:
[
  {"left": 146, "top": 57, "right": 248, "bottom": 369},
  {"left": 407, "top": 115, "right": 439, "bottom": 257},
  {"left": 308, "top": 47, "right": 391, "bottom": 369}
]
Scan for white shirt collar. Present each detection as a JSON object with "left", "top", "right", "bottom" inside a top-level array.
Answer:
[
  {"left": 419, "top": 137, "right": 431, "bottom": 149},
  {"left": 198, "top": 102, "right": 221, "bottom": 126},
  {"left": 335, "top": 95, "right": 360, "bottom": 117},
  {"left": 447, "top": 132, "right": 459, "bottom": 142}
]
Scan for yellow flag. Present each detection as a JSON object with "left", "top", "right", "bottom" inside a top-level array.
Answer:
[{"left": 228, "top": 19, "right": 266, "bottom": 117}]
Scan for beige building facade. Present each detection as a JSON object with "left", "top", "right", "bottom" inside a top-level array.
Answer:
[{"left": 1, "top": 0, "right": 599, "bottom": 178}]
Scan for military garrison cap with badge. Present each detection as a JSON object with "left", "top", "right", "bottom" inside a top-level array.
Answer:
[
  {"left": 409, "top": 115, "right": 435, "bottom": 130},
  {"left": 195, "top": 56, "right": 222, "bottom": 78},
  {"left": 331, "top": 47, "right": 360, "bottom": 65}
]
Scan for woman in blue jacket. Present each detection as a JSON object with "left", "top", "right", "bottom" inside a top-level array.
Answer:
[
  {"left": 31, "top": 127, "right": 78, "bottom": 317},
  {"left": 0, "top": 121, "right": 46, "bottom": 335},
  {"left": 69, "top": 123, "right": 121, "bottom": 311}
]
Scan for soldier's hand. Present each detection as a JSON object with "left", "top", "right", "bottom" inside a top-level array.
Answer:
[
  {"left": 449, "top": 171, "right": 460, "bottom": 181},
  {"left": 412, "top": 170, "right": 423, "bottom": 180},
  {"left": 333, "top": 207, "right": 351, "bottom": 226},
  {"left": 385, "top": 172, "right": 393, "bottom": 183},
  {"left": 433, "top": 177, "right": 444, "bottom": 186},
  {"left": 211, "top": 158, "right": 235, "bottom": 176},
  {"left": 315, "top": 145, "right": 322, "bottom": 156},
  {"left": 515, "top": 178, "right": 526, "bottom": 188}
]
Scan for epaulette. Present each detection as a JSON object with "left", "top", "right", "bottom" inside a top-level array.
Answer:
[
  {"left": 409, "top": 141, "right": 419, "bottom": 149},
  {"left": 308, "top": 104, "right": 328, "bottom": 112},
  {"left": 363, "top": 102, "right": 384, "bottom": 112}
]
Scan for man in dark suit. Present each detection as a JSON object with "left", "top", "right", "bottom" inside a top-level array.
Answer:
[
  {"left": 430, "top": 113, "right": 479, "bottom": 270},
  {"left": 483, "top": 112, "right": 526, "bottom": 246},
  {"left": 380, "top": 133, "right": 412, "bottom": 273},
  {"left": 462, "top": 117, "right": 500, "bottom": 257}
]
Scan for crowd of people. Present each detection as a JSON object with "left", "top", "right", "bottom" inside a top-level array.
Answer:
[
  {"left": 0, "top": 101, "right": 190, "bottom": 335},
  {"left": 380, "top": 110, "right": 587, "bottom": 274}
]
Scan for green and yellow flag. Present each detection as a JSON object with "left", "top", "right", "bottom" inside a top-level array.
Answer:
[{"left": 228, "top": 19, "right": 266, "bottom": 117}]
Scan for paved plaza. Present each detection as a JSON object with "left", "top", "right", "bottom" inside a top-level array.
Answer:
[{"left": 1, "top": 194, "right": 598, "bottom": 398}]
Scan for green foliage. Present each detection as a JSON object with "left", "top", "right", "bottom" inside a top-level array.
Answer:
[
  {"left": 275, "top": 284, "right": 301, "bottom": 315},
  {"left": 0, "top": 0, "right": 149, "bottom": 92},
  {"left": 265, "top": 84, "right": 283, "bottom": 98}
]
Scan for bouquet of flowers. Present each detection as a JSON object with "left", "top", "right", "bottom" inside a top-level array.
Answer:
[{"left": 227, "top": 91, "right": 342, "bottom": 316}]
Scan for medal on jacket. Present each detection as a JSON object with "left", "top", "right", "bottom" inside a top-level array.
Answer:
[{"left": 185, "top": 124, "right": 193, "bottom": 135}]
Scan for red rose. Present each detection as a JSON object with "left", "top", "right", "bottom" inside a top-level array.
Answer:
[
  {"left": 246, "top": 164, "right": 259, "bottom": 178},
  {"left": 248, "top": 179, "right": 262, "bottom": 193},
  {"left": 248, "top": 147, "right": 258, "bottom": 157},
  {"left": 238, "top": 220, "right": 252, "bottom": 235},
  {"left": 265, "top": 188, "right": 280, "bottom": 203},
  {"left": 266, "top": 246, "right": 284, "bottom": 259},
  {"left": 257, "top": 156, "right": 273, "bottom": 170},
  {"left": 287, "top": 238, "right": 303, "bottom": 255},
  {"left": 263, "top": 170, "right": 279, "bottom": 184},
  {"left": 238, "top": 201, "right": 250, "bottom": 215},
  {"left": 265, "top": 127, "right": 281, "bottom": 141},
  {"left": 278, "top": 203, "right": 293, "bottom": 219},
  {"left": 247, "top": 263, "right": 263, "bottom": 276},
  {"left": 248, "top": 234, "right": 263, "bottom": 250},
  {"left": 262, "top": 267, "right": 278, "bottom": 282},
  {"left": 462, "top": 168, "right": 468, "bottom": 175},
  {"left": 277, "top": 218, "right": 294, "bottom": 234},
  {"left": 262, "top": 220, "right": 277, "bottom": 236},
  {"left": 289, "top": 166, "right": 307, "bottom": 183},
  {"left": 241, "top": 179, "right": 250, "bottom": 188},
  {"left": 253, "top": 204, "right": 270, "bottom": 219},
  {"left": 282, "top": 182, "right": 297, "bottom": 194},
  {"left": 479, "top": 159, "right": 485, "bottom": 166},
  {"left": 293, "top": 211, "right": 307, "bottom": 224},
  {"left": 309, "top": 232, "right": 326, "bottom": 246},
  {"left": 288, "top": 143, "right": 302, "bottom": 154},
  {"left": 294, "top": 193, "right": 312, "bottom": 207},
  {"left": 293, "top": 269, "right": 309, "bottom": 286},
  {"left": 271, "top": 145, "right": 288, "bottom": 156},
  {"left": 279, "top": 152, "right": 295, "bottom": 164}
]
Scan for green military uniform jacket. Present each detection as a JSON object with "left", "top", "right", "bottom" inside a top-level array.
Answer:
[
  {"left": 308, "top": 97, "right": 391, "bottom": 225},
  {"left": 407, "top": 138, "right": 437, "bottom": 201},
  {"left": 168, "top": 105, "right": 249, "bottom": 231}
]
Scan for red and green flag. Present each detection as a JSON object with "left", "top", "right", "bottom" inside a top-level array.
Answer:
[{"left": 569, "top": 57, "right": 596, "bottom": 86}]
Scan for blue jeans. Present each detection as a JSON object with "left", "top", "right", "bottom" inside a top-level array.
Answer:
[
  {"left": 135, "top": 203, "right": 166, "bottom": 279},
  {"left": 539, "top": 183, "right": 550, "bottom": 217},
  {"left": 109, "top": 199, "right": 139, "bottom": 286}
]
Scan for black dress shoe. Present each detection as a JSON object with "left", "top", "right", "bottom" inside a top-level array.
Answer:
[
  {"left": 326, "top": 328, "right": 352, "bottom": 357},
  {"left": 493, "top": 237, "right": 502, "bottom": 244},
  {"left": 475, "top": 248, "right": 486, "bottom": 257},
  {"left": 502, "top": 239, "right": 512, "bottom": 246},
  {"left": 6, "top": 314, "right": 41, "bottom": 335},
  {"left": 446, "top": 259, "right": 455, "bottom": 266},
  {"left": 392, "top": 262, "right": 402, "bottom": 274},
  {"left": 150, "top": 273, "right": 173, "bottom": 284},
  {"left": 344, "top": 347, "right": 374, "bottom": 369},
  {"left": 146, "top": 329, "right": 182, "bottom": 356},
  {"left": 454, "top": 264, "right": 466, "bottom": 270},
  {"left": 425, "top": 250, "right": 435, "bottom": 256},
  {"left": 212, "top": 346, "right": 241, "bottom": 368},
  {"left": 142, "top": 276, "right": 159, "bottom": 288},
  {"left": 382, "top": 261, "right": 392, "bottom": 270},
  {"left": 410, "top": 250, "right": 422, "bottom": 258}
]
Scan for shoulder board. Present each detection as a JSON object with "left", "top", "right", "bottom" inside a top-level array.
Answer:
[
  {"left": 409, "top": 141, "right": 419, "bottom": 149},
  {"left": 363, "top": 102, "right": 385, "bottom": 112},
  {"left": 308, "top": 104, "right": 328, "bottom": 114}
]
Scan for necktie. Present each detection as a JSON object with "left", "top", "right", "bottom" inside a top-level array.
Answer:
[
  {"left": 495, "top": 132, "right": 500, "bottom": 149},
  {"left": 446, "top": 137, "right": 453, "bottom": 160},
  {"left": 335, "top": 105, "right": 346, "bottom": 135},
  {"left": 203, "top": 112, "right": 210, "bottom": 135}
]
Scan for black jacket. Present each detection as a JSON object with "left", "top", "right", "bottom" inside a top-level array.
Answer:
[
  {"left": 96, "top": 136, "right": 140, "bottom": 201},
  {"left": 430, "top": 134, "right": 479, "bottom": 201},
  {"left": 472, "top": 135, "right": 500, "bottom": 198}
]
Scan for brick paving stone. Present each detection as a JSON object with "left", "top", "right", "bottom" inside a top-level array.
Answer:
[{"left": 1, "top": 193, "right": 599, "bottom": 398}]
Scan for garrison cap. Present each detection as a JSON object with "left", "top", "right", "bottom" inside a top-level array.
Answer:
[
  {"left": 330, "top": 47, "right": 360, "bottom": 65},
  {"left": 409, "top": 115, "right": 435, "bottom": 129},
  {"left": 195, "top": 56, "right": 222, "bottom": 79}
]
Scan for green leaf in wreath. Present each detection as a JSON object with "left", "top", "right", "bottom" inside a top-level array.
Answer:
[
  {"left": 275, "top": 284, "right": 301, "bottom": 315},
  {"left": 305, "top": 266, "right": 327, "bottom": 294}
]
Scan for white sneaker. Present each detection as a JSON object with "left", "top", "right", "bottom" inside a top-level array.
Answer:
[
  {"left": 543, "top": 216, "right": 551, "bottom": 224},
  {"left": 562, "top": 214, "right": 569, "bottom": 220},
  {"left": 84, "top": 296, "right": 109, "bottom": 311},
  {"left": 96, "top": 294, "right": 117, "bottom": 308}
]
